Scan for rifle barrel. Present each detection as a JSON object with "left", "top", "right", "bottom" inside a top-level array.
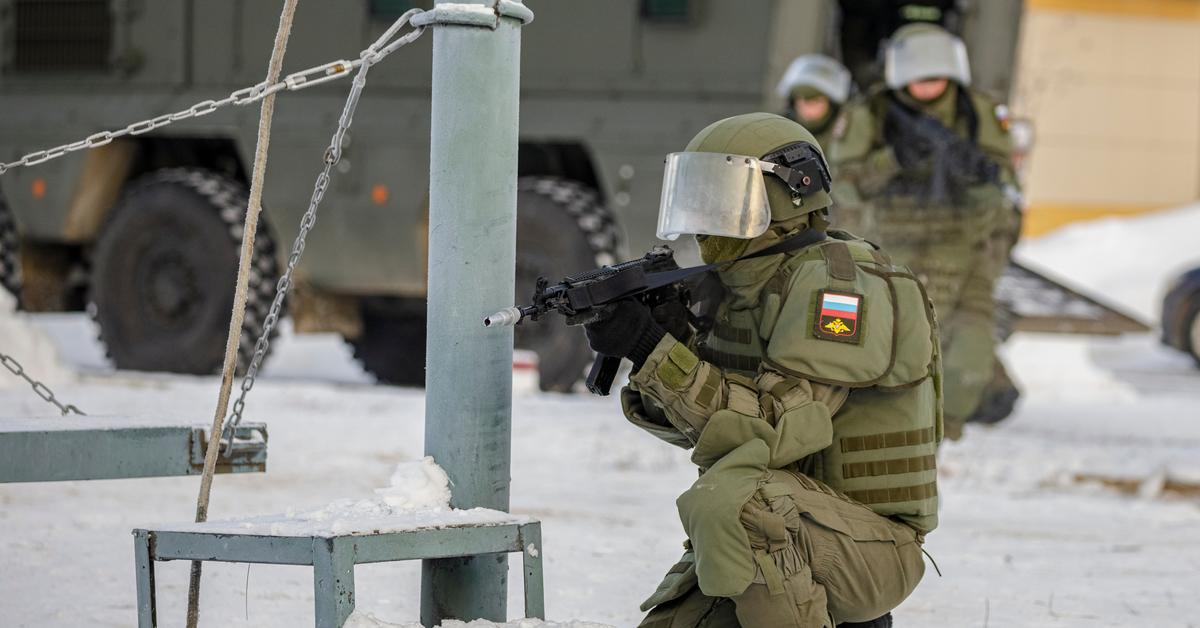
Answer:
[{"left": 483, "top": 306, "right": 525, "bottom": 328}]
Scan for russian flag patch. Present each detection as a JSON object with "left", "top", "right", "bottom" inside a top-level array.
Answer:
[{"left": 814, "top": 290, "right": 863, "bottom": 343}]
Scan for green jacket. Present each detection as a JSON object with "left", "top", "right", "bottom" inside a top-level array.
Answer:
[
  {"left": 828, "top": 85, "right": 1019, "bottom": 247},
  {"left": 621, "top": 230, "right": 943, "bottom": 535}
]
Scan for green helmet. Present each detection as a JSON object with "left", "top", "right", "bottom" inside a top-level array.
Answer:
[
  {"left": 884, "top": 23, "right": 971, "bottom": 89},
  {"left": 682, "top": 112, "right": 833, "bottom": 223},
  {"left": 659, "top": 113, "right": 832, "bottom": 262}
]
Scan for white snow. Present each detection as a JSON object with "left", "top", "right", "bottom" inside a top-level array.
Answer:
[
  {"left": 2, "top": 206, "right": 1200, "bottom": 626},
  {"left": 154, "top": 504, "right": 528, "bottom": 539},
  {"left": 1016, "top": 203, "right": 1200, "bottom": 321},
  {"left": 153, "top": 457, "right": 529, "bottom": 538},
  {"left": 0, "top": 290, "right": 70, "bottom": 390},
  {"left": 345, "top": 612, "right": 611, "bottom": 628}
]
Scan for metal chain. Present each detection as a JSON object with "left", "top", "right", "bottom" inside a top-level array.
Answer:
[
  {"left": 0, "top": 11, "right": 424, "bottom": 176},
  {"left": 0, "top": 10, "right": 424, "bottom": 425},
  {"left": 0, "top": 351, "right": 84, "bottom": 416},
  {"left": 221, "top": 11, "right": 426, "bottom": 450}
]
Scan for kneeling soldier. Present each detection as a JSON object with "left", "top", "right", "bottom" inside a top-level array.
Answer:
[{"left": 583, "top": 113, "right": 941, "bottom": 627}]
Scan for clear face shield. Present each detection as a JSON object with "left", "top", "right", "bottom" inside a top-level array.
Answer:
[{"left": 656, "top": 146, "right": 830, "bottom": 241}]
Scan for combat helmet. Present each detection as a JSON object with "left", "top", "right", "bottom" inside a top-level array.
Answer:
[
  {"left": 884, "top": 23, "right": 971, "bottom": 89},
  {"left": 657, "top": 113, "right": 832, "bottom": 261},
  {"left": 776, "top": 54, "right": 853, "bottom": 105}
]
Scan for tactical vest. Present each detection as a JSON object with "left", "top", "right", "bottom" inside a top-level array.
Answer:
[
  {"left": 697, "top": 231, "right": 943, "bottom": 532},
  {"left": 835, "top": 86, "right": 1015, "bottom": 251}
]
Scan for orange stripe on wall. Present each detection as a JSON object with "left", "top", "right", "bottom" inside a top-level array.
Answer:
[
  {"left": 1026, "top": 0, "right": 1200, "bottom": 20},
  {"left": 1023, "top": 203, "right": 1176, "bottom": 237}
]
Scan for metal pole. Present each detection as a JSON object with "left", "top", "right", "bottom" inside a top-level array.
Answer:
[{"left": 420, "top": 1, "right": 529, "bottom": 624}]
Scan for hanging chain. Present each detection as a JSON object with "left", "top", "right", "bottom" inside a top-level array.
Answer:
[
  {"left": 0, "top": 10, "right": 422, "bottom": 176},
  {"left": 221, "top": 11, "right": 426, "bottom": 451},
  {"left": 0, "top": 10, "right": 425, "bottom": 423},
  {"left": 0, "top": 351, "right": 84, "bottom": 416}
]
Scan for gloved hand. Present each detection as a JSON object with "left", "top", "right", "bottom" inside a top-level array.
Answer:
[
  {"left": 584, "top": 299, "right": 666, "bottom": 371},
  {"left": 651, "top": 300, "right": 692, "bottom": 343},
  {"left": 891, "top": 141, "right": 931, "bottom": 170}
]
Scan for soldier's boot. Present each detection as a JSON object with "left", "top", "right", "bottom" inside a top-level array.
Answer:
[
  {"left": 639, "top": 587, "right": 739, "bottom": 628},
  {"left": 965, "top": 358, "right": 1020, "bottom": 425},
  {"left": 837, "top": 612, "right": 894, "bottom": 627}
]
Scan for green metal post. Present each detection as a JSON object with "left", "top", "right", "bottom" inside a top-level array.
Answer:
[{"left": 419, "top": 1, "right": 530, "bottom": 624}]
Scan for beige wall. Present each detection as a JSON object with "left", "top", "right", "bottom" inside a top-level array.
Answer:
[{"left": 1012, "top": 0, "right": 1200, "bottom": 235}]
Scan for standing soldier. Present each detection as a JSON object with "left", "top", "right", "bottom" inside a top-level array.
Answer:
[
  {"left": 777, "top": 54, "right": 854, "bottom": 149},
  {"left": 829, "top": 23, "right": 1021, "bottom": 440},
  {"left": 584, "top": 112, "right": 940, "bottom": 627}
]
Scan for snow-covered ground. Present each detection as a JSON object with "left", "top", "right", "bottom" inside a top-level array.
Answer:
[{"left": 2, "top": 207, "right": 1200, "bottom": 627}]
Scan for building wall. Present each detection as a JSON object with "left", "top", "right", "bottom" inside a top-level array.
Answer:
[{"left": 1012, "top": 0, "right": 1200, "bottom": 235}]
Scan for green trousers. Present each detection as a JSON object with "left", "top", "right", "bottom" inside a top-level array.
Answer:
[{"left": 639, "top": 471, "right": 925, "bottom": 627}]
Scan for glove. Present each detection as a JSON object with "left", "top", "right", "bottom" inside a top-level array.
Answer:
[
  {"left": 584, "top": 299, "right": 666, "bottom": 371},
  {"left": 946, "top": 139, "right": 1000, "bottom": 185},
  {"left": 651, "top": 300, "right": 692, "bottom": 343},
  {"left": 892, "top": 141, "right": 931, "bottom": 170}
]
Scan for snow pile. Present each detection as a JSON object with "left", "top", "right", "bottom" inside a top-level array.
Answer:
[
  {"left": 1000, "top": 334, "right": 1137, "bottom": 403},
  {"left": 345, "top": 611, "right": 612, "bottom": 628},
  {"left": 0, "top": 290, "right": 70, "bottom": 392},
  {"left": 160, "top": 457, "right": 529, "bottom": 537},
  {"left": 1017, "top": 203, "right": 1200, "bottom": 321},
  {"left": 376, "top": 455, "right": 453, "bottom": 510}
]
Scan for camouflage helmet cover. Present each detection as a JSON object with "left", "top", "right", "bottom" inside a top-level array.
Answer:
[{"left": 884, "top": 23, "right": 972, "bottom": 89}]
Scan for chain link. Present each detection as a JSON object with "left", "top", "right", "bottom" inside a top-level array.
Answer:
[
  {"left": 220, "top": 11, "right": 426, "bottom": 451},
  {"left": 0, "top": 31, "right": 417, "bottom": 175},
  {"left": 0, "top": 352, "right": 85, "bottom": 416},
  {"left": 0, "top": 10, "right": 425, "bottom": 424}
]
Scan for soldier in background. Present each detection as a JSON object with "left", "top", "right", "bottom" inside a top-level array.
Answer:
[
  {"left": 777, "top": 54, "right": 854, "bottom": 149},
  {"left": 830, "top": 23, "right": 1022, "bottom": 440}
]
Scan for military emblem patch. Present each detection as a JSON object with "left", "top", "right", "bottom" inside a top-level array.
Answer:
[
  {"left": 814, "top": 290, "right": 863, "bottom": 343},
  {"left": 994, "top": 103, "right": 1011, "bottom": 132}
]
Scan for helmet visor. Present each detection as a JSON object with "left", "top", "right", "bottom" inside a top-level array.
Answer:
[{"left": 656, "top": 152, "right": 772, "bottom": 241}]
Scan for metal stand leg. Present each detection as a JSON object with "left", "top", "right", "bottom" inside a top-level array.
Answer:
[
  {"left": 520, "top": 523, "right": 544, "bottom": 619},
  {"left": 313, "top": 537, "right": 356, "bottom": 628},
  {"left": 133, "top": 530, "right": 157, "bottom": 627}
]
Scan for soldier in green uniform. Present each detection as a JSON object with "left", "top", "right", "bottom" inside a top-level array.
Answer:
[
  {"left": 777, "top": 54, "right": 854, "bottom": 149},
  {"left": 829, "top": 23, "right": 1021, "bottom": 440},
  {"left": 583, "top": 112, "right": 941, "bottom": 627}
]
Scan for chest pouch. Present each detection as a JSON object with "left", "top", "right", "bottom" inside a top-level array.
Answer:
[{"left": 763, "top": 240, "right": 936, "bottom": 389}]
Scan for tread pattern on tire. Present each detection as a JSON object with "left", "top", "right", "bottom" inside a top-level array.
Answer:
[
  {"left": 91, "top": 167, "right": 282, "bottom": 373},
  {"left": 349, "top": 177, "right": 621, "bottom": 391},
  {"left": 0, "top": 188, "right": 21, "bottom": 301},
  {"left": 518, "top": 176, "right": 621, "bottom": 265}
]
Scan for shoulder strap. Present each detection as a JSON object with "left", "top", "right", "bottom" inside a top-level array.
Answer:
[{"left": 641, "top": 230, "right": 828, "bottom": 291}]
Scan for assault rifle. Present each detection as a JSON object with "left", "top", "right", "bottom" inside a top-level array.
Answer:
[
  {"left": 484, "top": 229, "right": 828, "bottom": 396},
  {"left": 484, "top": 246, "right": 697, "bottom": 396},
  {"left": 885, "top": 99, "right": 1000, "bottom": 204}
]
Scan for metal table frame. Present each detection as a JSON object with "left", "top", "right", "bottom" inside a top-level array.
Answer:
[
  {"left": 0, "top": 416, "right": 267, "bottom": 483},
  {"left": 132, "top": 521, "right": 543, "bottom": 627}
]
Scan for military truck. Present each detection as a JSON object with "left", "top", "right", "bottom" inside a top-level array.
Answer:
[{"left": 0, "top": 0, "right": 1025, "bottom": 390}]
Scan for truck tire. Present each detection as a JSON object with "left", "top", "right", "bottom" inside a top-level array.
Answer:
[
  {"left": 0, "top": 185, "right": 20, "bottom": 303},
  {"left": 350, "top": 177, "right": 619, "bottom": 391},
  {"left": 1186, "top": 298, "right": 1200, "bottom": 368},
  {"left": 350, "top": 308, "right": 427, "bottom": 387},
  {"left": 515, "top": 177, "right": 620, "bottom": 392},
  {"left": 90, "top": 168, "right": 282, "bottom": 375}
]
